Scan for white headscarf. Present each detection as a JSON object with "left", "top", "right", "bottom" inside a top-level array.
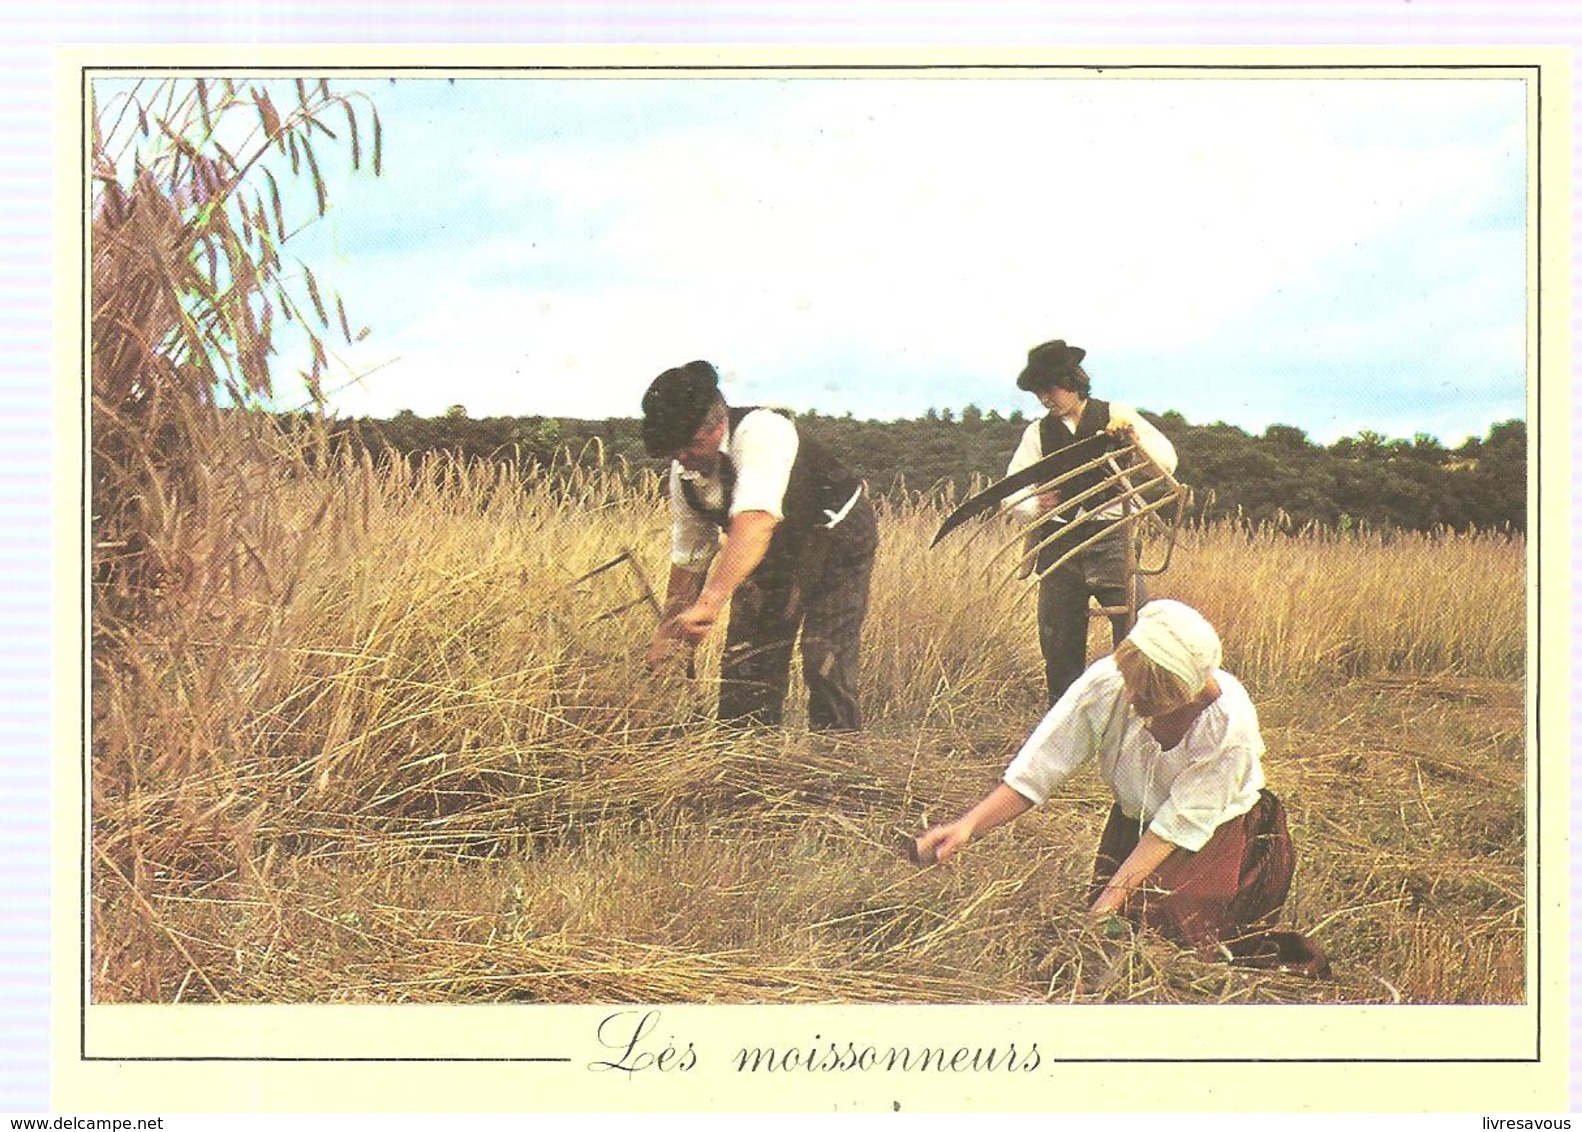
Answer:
[{"left": 1124, "top": 599, "right": 1222, "bottom": 693}]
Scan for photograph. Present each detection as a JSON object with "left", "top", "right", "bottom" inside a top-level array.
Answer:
[{"left": 69, "top": 48, "right": 1564, "bottom": 1113}]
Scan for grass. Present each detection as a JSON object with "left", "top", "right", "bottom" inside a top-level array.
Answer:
[{"left": 89, "top": 447, "right": 1526, "bottom": 1005}]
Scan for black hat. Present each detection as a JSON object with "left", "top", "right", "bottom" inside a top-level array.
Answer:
[
  {"left": 1016, "top": 339, "right": 1088, "bottom": 393},
  {"left": 641, "top": 360, "right": 722, "bottom": 457}
]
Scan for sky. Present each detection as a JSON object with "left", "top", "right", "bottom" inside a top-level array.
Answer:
[{"left": 97, "top": 69, "right": 1530, "bottom": 446}]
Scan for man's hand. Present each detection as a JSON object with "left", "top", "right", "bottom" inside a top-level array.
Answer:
[
  {"left": 645, "top": 632, "right": 681, "bottom": 670},
  {"left": 645, "top": 630, "right": 700, "bottom": 674},
  {"left": 666, "top": 592, "right": 726, "bottom": 644},
  {"left": 1034, "top": 489, "right": 1061, "bottom": 513},
  {"left": 1106, "top": 418, "right": 1138, "bottom": 445}
]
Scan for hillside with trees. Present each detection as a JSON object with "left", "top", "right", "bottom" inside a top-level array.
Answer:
[{"left": 326, "top": 405, "right": 1527, "bottom": 535}]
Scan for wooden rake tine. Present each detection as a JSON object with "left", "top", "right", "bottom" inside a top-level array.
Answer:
[
  {"left": 983, "top": 460, "right": 1165, "bottom": 580},
  {"left": 1022, "top": 494, "right": 1183, "bottom": 590},
  {"left": 1019, "top": 441, "right": 1176, "bottom": 539},
  {"left": 1012, "top": 467, "right": 1177, "bottom": 562},
  {"left": 952, "top": 442, "right": 1144, "bottom": 565},
  {"left": 982, "top": 490, "right": 1179, "bottom": 604},
  {"left": 1010, "top": 455, "right": 1156, "bottom": 539},
  {"left": 1133, "top": 484, "right": 1189, "bottom": 576},
  {"left": 1003, "top": 441, "right": 1144, "bottom": 514}
]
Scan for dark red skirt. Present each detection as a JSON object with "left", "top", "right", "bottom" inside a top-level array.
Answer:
[{"left": 1090, "top": 790, "right": 1329, "bottom": 978}]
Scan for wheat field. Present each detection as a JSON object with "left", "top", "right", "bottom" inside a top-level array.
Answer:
[{"left": 89, "top": 444, "right": 1526, "bottom": 1005}]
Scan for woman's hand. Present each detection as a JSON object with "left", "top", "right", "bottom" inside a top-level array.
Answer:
[
  {"left": 1086, "top": 830, "right": 1177, "bottom": 917},
  {"left": 1087, "top": 883, "right": 1129, "bottom": 919},
  {"left": 914, "top": 819, "right": 973, "bottom": 865},
  {"left": 907, "top": 786, "right": 1033, "bottom": 868}
]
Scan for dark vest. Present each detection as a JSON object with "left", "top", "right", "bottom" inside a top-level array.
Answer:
[
  {"left": 680, "top": 406, "right": 860, "bottom": 575},
  {"left": 1037, "top": 396, "right": 1122, "bottom": 517}
]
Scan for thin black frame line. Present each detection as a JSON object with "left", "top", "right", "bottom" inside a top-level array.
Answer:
[
  {"left": 76, "top": 1055, "right": 1539, "bottom": 1066},
  {"left": 86, "top": 1056, "right": 572, "bottom": 1063},
  {"left": 76, "top": 58, "right": 1546, "bottom": 1066},
  {"left": 1531, "top": 57, "right": 1542, "bottom": 1063},
  {"left": 79, "top": 62, "right": 91, "bottom": 1064},
  {"left": 83, "top": 63, "right": 1537, "bottom": 75}
]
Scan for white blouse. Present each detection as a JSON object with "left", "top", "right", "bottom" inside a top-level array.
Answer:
[{"left": 1002, "top": 656, "right": 1266, "bottom": 852}]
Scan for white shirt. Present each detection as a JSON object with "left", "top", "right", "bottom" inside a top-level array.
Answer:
[
  {"left": 668, "top": 408, "right": 799, "bottom": 571},
  {"left": 1002, "top": 656, "right": 1266, "bottom": 852},
  {"left": 1004, "top": 402, "right": 1178, "bottom": 522}
]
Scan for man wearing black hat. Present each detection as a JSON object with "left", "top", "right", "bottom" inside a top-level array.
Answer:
[
  {"left": 1006, "top": 340, "right": 1178, "bottom": 706},
  {"left": 641, "top": 360, "right": 877, "bottom": 730}
]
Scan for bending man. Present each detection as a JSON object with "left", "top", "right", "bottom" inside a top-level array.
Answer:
[{"left": 642, "top": 360, "right": 877, "bottom": 730}]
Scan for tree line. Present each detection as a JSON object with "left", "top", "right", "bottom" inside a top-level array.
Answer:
[{"left": 325, "top": 404, "right": 1527, "bottom": 535}]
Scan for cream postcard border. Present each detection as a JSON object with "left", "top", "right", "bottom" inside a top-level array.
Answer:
[{"left": 55, "top": 43, "right": 1572, "bottom": 1113}]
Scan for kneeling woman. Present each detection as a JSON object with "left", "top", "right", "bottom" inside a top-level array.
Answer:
[{"left": 915, "top": 599, "right": 1325, "bottom": 974}]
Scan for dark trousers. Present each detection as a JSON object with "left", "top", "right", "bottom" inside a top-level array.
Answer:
[
  {"left": 1036, "top": 522, "right": 1139, "bottom": 706},
  {"left": 718, "top": 496, "right": 877, "bottom": 730}
]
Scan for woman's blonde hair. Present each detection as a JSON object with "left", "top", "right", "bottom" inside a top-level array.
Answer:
[{"left": 1113, "top": 638, "right": 1194, "bottom": 714}]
